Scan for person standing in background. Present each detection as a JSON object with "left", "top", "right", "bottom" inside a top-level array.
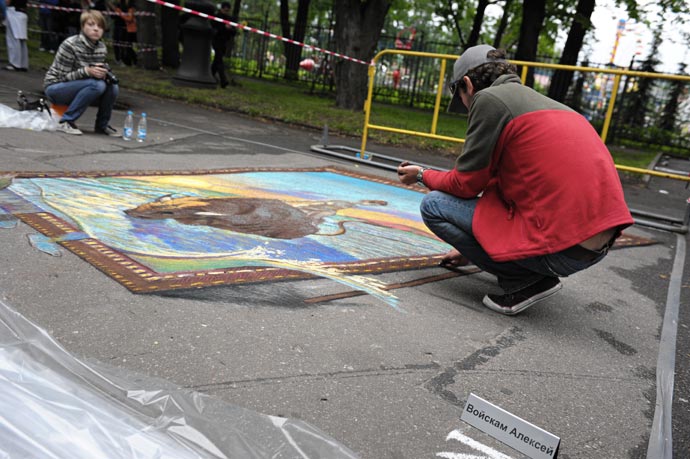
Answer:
[
  {"left": 66, "top": 0, "right": 81, "bottom": 36},
  {"left": 4, "top": 0, "right": 28, "bottom": 71},
  {"left": 38, "top": 0, "right": 59, "bottom": 53},
  {"left": 52, "top": 0, "right": 71, "bottom": 44},
  {"left": 211, "top": 1, "right": 232, "bottom": 88},
  {"left": 111, "top": 0, "right": 137, "bottom": 66},
  {"left": 0, "top": 0, "right": 5, "bottom": 64}
]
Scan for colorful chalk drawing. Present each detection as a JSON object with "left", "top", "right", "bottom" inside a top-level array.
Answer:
[{"left": 1, "top": 168, "right": 452, "bottom": 307}]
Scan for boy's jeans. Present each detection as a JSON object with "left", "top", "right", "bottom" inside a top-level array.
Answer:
[
  {"left": 420, "top": 191, "right": 607, "bottom": 294},
  {"left": 45, "top": 79, "right": 119, "bottom": 130}
]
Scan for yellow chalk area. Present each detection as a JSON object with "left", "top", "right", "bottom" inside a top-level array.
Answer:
[
  {"left": 337, "top": 208, "right": 433, "bottom": 236},
  {"left": 124, "top": 175, "right": 290, "bottom": 201}
]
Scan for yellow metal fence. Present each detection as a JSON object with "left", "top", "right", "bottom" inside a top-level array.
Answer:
[{"left": 361, "top": 49, "right": 690, "bottom": 182}]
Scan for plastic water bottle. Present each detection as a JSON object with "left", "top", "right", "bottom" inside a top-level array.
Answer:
[
  {"left": 137, "top": 112, "right": 147, "bottom": 142},
  {"left": 123, "top": 110, "right": 133, "bottom": 141}
]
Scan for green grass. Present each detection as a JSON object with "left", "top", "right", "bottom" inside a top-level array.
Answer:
[
  {"left": 608, "top": 146, "right": 659, "bottom": 169},
  {"left": 108, "top": 64, "right": 468, "bottom": 156}
]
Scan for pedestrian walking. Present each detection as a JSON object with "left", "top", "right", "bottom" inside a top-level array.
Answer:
[{"left": 211, "top": 1, "right": 233, "bottom": 88}]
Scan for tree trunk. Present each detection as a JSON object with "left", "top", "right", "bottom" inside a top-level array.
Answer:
[
  {"left": 280, "top": 0, "right": 311, "bottom": 81},
  {"left": 466, "top": 0, "right": 490, "bottom": 49},
  {"left": 493, "top": 0, "right": 514, "bottom": 48},
  {"left": 137, "top": 0, "right": 159, "bottom": 69},
  {"left": 547, "top": 0, "right": 595, "bottom": 103},
  {"left": 515, "top": 0, "right": 545, "bottom": 87},
  {"left": 334, "top": 0, "right": 392, "bottom": 110}
]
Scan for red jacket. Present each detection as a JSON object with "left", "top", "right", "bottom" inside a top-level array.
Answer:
[{"left": 423, "top": 74, "right": 633, "bottom": 262}]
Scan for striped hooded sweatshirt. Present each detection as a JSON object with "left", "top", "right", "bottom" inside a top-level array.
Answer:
[
  {"left": 44, "top": 33, "right": 107, "bottom": 88},
  {"left": 423, "top": 74, "right": 633, "bottom": 262}
]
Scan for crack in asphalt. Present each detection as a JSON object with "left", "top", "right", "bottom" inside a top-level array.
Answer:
[
  {"left": 425, "top": 326, "right": 526, "bottom": 406},
  {"left": 186, "top": 361, "right": 442, "bottom": 391}
]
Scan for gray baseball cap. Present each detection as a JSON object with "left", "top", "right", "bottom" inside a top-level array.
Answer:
[{"left": 452, "top": 44, "right": 506, "bottom": 83}]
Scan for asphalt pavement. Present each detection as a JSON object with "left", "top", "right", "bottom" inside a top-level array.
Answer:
[{"left": 1, "top": 68, "right": 689, "bottom": 459}]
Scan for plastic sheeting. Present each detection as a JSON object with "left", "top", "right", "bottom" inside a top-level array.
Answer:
[
  {"left": 0, "top": 103, "right": 59, "bottom": 131},
  {"left": 0, "top": 298, "right": 360, "bottom": 459}
]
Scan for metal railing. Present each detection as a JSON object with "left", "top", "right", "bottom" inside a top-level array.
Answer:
[{"left": 360, "top": 49, "right": 690, "bottom": 184}]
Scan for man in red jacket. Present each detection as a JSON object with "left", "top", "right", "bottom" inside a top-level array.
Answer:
[{"left": 398, "top": 44, "right": 633, "bottom": 316}]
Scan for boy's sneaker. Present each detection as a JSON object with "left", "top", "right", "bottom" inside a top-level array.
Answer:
[
  {"left": 482, "top": 277, "right": 561, "bottom": 316},
  {"left": 95, "top": 125, "right": 118, "bottom": 136},
  {"left": 57, "top": 121, "right": 83, "bottom": 135}
]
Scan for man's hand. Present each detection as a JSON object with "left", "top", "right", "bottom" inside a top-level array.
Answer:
[
  {"left": 397, "top": 161, "right": 422, "bottom": 186},
  {"left": 86, "top": 64, "right": 108, "bottom": 80}
]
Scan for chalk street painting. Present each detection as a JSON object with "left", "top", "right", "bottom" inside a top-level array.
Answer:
[{"left": 0, "top": 167, "right": 452, "bottom": 303}]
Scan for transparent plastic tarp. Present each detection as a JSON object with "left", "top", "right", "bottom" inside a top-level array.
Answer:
[
  {"left": 0, "top": 103, "right": 59, "bottom": 131},
  {"left": 0, "top": 298, "right": 359, "bottom": 458}
]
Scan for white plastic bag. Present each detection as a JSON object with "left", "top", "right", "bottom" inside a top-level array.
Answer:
[
  {"left": 0, "top": 103, "right": 59, "bottom": 131},
  {"left": 0, "top": 297, "right": 360, "bottom": 459}
]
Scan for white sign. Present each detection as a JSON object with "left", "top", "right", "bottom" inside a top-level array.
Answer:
[{"left": 461, "top": 393, "right": 560, "bottom": 459}]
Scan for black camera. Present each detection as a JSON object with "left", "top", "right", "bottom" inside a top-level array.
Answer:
[
  {"left": 94, "top": 63, "right": 119, "bottom": 85},
  {"left": 105, "top": 70, "right": 119, "bottom": 85},
  {"left": 103, "top": 64, "right": 119, "bottom": 85}
]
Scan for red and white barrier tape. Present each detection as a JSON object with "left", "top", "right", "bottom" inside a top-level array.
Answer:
[
  {"left": 28, "top": 26, "right": 158, "bottom": 52},
  {"left": 146, "top": 0, "right": 371, "bottom": 66},
  {"left": 107, "top": 39, "right": 157, "bottom": 53},
  {"left": 29, "top": 2, "right": 156, "bottom": 16}
]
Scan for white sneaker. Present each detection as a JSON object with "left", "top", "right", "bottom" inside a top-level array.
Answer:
[{"left": 58, "top": 121, "right": 83, "bottom": 135}]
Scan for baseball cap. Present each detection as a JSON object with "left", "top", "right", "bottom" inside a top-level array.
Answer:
[{"left": 452, "top": 44, "right": 506, "bottom": 83}]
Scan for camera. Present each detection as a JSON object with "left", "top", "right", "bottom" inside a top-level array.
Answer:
[
  {"left": 105, "top": 70, "right": 119, "bottom": 85},
  {"left": 102, "top": 64, "right": 119, "bottom": 85},
  {"left": 93, "top": 63, "right": 119, "bottom": 85}
]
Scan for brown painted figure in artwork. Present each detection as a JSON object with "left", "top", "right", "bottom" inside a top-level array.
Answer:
[{"left": 125, "top": 195, "right": 388, "bottom": 239}]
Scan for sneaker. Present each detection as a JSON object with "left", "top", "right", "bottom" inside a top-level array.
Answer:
[
  {"left": 482, "top": 277, "right": 562, "bottom": 316},
  {"left": 57, "top": 121, "right": 83, "bottom": 135},
  {"left": 95, "top": 125, "right": 118, "bottom": 136}
]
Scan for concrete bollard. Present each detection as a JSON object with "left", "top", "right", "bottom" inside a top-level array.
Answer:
[{"left": 172, "top": 0, "right": 217, "bottom": 88}]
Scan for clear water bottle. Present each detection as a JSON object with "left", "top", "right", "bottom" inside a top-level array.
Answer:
[
  {"left": 137, "top": 112, "right": 147, "bottom": 142},
  {"left": 123, "top": 110, "right": 133, "bottom": 141}
]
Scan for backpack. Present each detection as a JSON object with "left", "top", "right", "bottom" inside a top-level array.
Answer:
[{"left": 16, "top": 91, "right": 52, "bottom": 115}]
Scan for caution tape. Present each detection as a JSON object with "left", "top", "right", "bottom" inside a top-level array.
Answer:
[
  {"left": 28, "top": 2, "right": 156, "bottom": 16},
  {"left": 107, "top": 39, "right": 157, "bottom": 53},
  {"left": 28, "top": 27, "right": 158, "bottom": 52},
  {"left": 146, "top": 0, "right": 371, "bottom": 66}
]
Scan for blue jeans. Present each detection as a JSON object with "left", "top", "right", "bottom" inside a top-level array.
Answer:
[
  {"left": 45, "top": 79, "right": 119, "bottom": 130},
  {"left": 420, "top": 191, "right": 607, "bottom": 294}
]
